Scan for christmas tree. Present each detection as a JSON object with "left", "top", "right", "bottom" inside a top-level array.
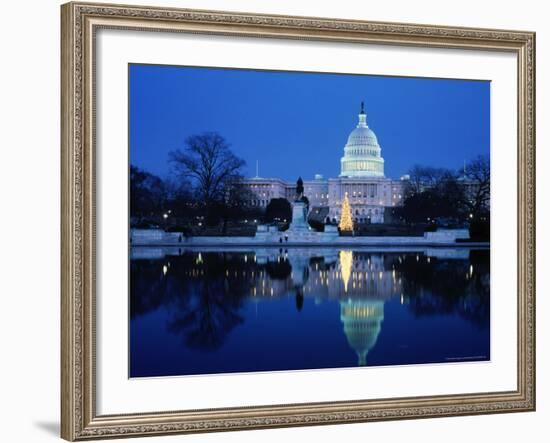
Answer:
[{"left": 338, "top": 193, "right": 354, "bottom": 232}]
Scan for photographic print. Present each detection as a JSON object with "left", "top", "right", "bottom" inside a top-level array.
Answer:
[{"left": 129, "top": 64, "right": 490, "bottom": 378}]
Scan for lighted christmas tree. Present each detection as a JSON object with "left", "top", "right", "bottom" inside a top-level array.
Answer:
[{"left": 338, "top": 193, "right": 354, "bottom": 232}]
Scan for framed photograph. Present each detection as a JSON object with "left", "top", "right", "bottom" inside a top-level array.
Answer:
[{"left": 61, "top": 2, "right": 536, "bottom": 440}]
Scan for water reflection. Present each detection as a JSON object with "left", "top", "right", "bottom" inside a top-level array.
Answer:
[
  {"left": 340, "top": 299, "right": 384, "bottom": 366},
  {"left": 130, "top": 247, "right": 489, "bottom": 377}
]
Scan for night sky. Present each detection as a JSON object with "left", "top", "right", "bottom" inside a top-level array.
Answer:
[{"left": 129, "top": 64, "right": 490, "bottom": 181}]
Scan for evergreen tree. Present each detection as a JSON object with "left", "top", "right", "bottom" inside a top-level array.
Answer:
[{"left": 338, "top": 193, "right": 354, "bottom": 232}]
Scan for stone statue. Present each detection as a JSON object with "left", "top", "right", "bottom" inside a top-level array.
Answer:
[{"left": 296, "top": 177, "right": 304, "bottom": 201}]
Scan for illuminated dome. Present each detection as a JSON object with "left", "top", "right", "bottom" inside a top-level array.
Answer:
[
  {"left": 346, "top": 123, "right": 379, "bottom": 148},
  {"left": 340, "top": 103, "right": 385, "bottom": 178}
]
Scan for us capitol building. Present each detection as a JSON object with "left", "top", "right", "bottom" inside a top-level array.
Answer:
[{"left": 240, "top": 103, "right": 407, "bottom": 224}]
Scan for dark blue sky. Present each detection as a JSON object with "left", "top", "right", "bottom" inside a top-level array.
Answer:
[{"left": 129, "top": 64, "right": 490, "bottom": 181}]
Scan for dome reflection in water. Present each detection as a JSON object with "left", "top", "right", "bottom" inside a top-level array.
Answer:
[{"left": 130, "top": 247, "right": 490, "bottom": 377}]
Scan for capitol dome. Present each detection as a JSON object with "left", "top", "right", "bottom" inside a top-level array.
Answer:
[
  {"left": 346, "top": 125, "right": 379, "bottom": 148},
  {"left": 340, "top": 103, "right": 385, "bottom": 178}
]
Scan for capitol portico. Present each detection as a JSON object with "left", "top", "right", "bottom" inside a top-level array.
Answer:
[{"left": 240, "top": 103, "right": 407, "bottom": 224}]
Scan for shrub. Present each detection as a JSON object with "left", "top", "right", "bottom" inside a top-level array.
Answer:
[{"left": 469, "top": 217, "right": 490, "bottom": 241}]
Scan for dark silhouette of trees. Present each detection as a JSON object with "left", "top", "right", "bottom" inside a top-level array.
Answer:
[
  {"left": 199, "top": 181, "right": 260, "bottom": 229},
  {"left": 169, "top": 132, "right": 254, "bottom": 232},
  {"left": 398, "top": 191, "right": 435, "bottom": 223},
  {"left": 223, "top": 181, "right": 258, "bottom": 219},
  {"left": 168, "top": 132, "right": 261, "bottom": 229},
  {"left": 130, "top": 166, "right": 199, "bottom": 229},
  {"left": 169, "top": 132, "right": 245, "bottom": 205},
  {"left": 405, "top": 165, "right": 450, "bottom": 195},
  {"left": 265, "top": 198, "right": 292, "bottom": 223},
  {"left": 397, "top": 179, "right": 466, "bottom": 223},
  {"left": 462, "top": 155, "right": 490, "bottom": 217},
  {"left": 130, "top": 165, "right": 167, "bottom": 217},
  {"left": 469, "top": 215, "right": 490, "bottom": 241},
  {"left": 163, "top": 177, "right": 194, "bottom": 217},
  {"left": 396, "top": 166, "right": 469, "bottom": 224},
  {"left": 398, "top": 157, "right": 490, "bottom": 227}
]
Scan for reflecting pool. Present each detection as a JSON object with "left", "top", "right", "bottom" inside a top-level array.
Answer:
[{"left": 130, "top": 247, "right": 490, "bottom": 377}]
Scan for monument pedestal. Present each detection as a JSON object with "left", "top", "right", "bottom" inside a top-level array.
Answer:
[
  {"left": 289, "top": 201, "right": 309, "bottom": 231},
  {"left": 254, "top": 200, "right": 338, "bottom": 244}
]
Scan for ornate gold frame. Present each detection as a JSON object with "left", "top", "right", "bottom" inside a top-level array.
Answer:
[{"left": 61, "top": 2, "right": 536, "bottom": 440}]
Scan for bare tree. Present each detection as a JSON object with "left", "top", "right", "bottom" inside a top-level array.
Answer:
[
  {"left": 406, "top": 165, "right": 450, "bottom": 195},
  {"left": 169, "top": 132, "right": 245, "bottom": 204},
  {"left": 463, "top": 155, "right": 490, "bottom": 216}
]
